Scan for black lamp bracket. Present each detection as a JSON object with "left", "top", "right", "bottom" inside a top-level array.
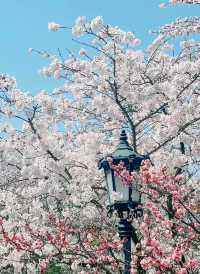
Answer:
[{"left": 107, "top": 203, "right": 143, "bottom": 220}]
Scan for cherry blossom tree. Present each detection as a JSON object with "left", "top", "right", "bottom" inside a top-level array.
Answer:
[
  {"left": 161, "top": 0, "right": 200, "bottom": 6},
  {"left": 0, "top": 1, "right": 199, "bottom": 273}
]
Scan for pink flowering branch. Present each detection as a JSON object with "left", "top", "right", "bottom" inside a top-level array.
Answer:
[
  {"left": 105, "top": 159, "right": 200, "bottom": 272},
  {"left": 137, "top": 160, "right": 199, "bottom": 273},
  {"left": 107, "top": 157, "right": 138, "bottom": 186},
  {"left": 0, "top": 214, "right": 125, "bottom": 273}
]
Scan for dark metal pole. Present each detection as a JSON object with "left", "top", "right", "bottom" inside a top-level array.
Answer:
[
  {"left": 123, "top": 236, "right": 131, "bottom": 274},
  {"left": 118, "top": 219, "right": 133, "bottom": 274}
]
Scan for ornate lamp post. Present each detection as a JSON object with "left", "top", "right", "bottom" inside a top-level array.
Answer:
[{"left": 98, "top": 130, "right": 148, "bottom": 274}]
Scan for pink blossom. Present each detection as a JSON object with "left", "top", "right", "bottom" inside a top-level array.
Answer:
[
  {"left": 144, "top": 214, "right": 151, "bottom": 225},
  {"left": 48, "top": 22, "right": 60, "bottom": 31},
  {"left": 175, "top": 207, "right": 186, "bottom": 219},
  {"left": 140, "top": 256, "right": 158, "bottom": 270},
  {"left": 185, "top": 259, "right": 197, "bottom": 269},
  {"left": 159, "top": 3, "right": 167, "bottom": 8},
  {"left": 40, "top": 262, "right": 47, "bottom": 273},
  {"left": 79, "top": 48, "right": 87, "bottom": 56},
  {"left": 159, "top": 259, "right": 170, "bottom": 270},
  {"left": 176, "top": 268, "right": 187, "bottom": 274},
  {"left": 171, "top": 248, "right": 183, "bottom": 262}
]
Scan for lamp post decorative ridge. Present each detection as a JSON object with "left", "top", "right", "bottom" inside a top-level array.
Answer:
[{"left": 98, "top": 129, "right": 149, "bottom": 274}]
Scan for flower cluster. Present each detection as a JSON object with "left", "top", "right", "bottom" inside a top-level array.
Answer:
[
  {"left": 159, "top": 17, "right": 200, "bottom": 37},
  {"left": 107, "top": 158, "right": 137, "bottom": 185},
  {"left": 48, "top": 22, "right": 60, "bottom": 32}
]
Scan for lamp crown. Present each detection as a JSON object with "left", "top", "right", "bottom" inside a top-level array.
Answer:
[
  {"left": 120, "top": 129, "right": 128, "bottom": 143},
  {"left": 98, "top": 129, "right": 149, "bottom": 171}
]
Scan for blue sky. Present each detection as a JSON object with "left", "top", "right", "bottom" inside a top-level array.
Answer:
[{"left": 0, "top": 0, "right": 199, "bottom": 94}]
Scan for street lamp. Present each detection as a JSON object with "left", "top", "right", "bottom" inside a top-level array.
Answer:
[{"left": 98, "top": 129, "right": 148, "bottom": 274}]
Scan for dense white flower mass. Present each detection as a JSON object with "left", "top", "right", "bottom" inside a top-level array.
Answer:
[{"left": 90, "top": 16, "right": 103, "bottom": 31}]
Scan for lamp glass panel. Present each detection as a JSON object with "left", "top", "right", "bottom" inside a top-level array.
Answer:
[
  {"left": 114, "top": 175, "right": 129, "bottom": 202},
  {"left": 105, "top": 169, "right": 114, "bottom": 205},
  {"left": 131, "top": 185, "right": 140, "bottom": 203}
]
